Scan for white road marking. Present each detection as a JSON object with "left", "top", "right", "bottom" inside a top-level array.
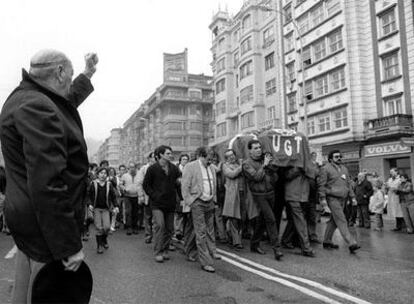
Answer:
[
  {"left": 4, "top": 245, "right": 17, "bottom": 259},
  {"left": 221, "top": 255, "right": 342, "bottom": 304},
  {"left": 218, "top": 249, "right": 372, "bottom": 304}
]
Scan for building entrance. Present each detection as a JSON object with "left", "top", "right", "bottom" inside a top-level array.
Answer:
[{"left": 387, "top": 157, "right": 411, "bottom": 177}]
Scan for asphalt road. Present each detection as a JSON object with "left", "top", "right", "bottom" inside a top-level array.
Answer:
[{"left": 1, "top": 215, "right": 414, "bottom": 304}]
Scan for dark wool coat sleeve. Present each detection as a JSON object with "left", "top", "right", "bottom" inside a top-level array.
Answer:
[{"left": 14, "top": 98, "right": 82, "bottom": 260}]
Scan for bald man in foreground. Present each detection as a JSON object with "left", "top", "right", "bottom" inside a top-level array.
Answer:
[{"left": 0, "top": 49, "right": 98, "bottom": 303}]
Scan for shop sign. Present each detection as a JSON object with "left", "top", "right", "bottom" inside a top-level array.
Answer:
[
  {"left": 400, "top": 137, "right": 414, "bottom": 147},
  {"left": 364, "top": 141, "right": 411, "bottom": 157}
]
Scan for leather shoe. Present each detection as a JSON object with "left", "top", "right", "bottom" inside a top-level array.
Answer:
[
  {"left": 155, "top": 255, "right": 164, "bottom": 263},
  {"left": 391, "top": 227, "right": 402, "bottom": 232},
  {"left": 302, "top": 250, "right": 315, "bottom": 257},
  {"left": 145, "top": 238, "right": 152, "bottom": 244},
  {"left": 323, "top": 242, "right": 339, "bottom": 249},
  {"left": 187, "top": 256, "right": 197, "bottom": 262},
  {"left": 201, "top": 265, "right": 215, "bottom": 273},
  {"left": 282, "top": 242, "right": 295, "bottom": 249},
  {"left": 274, "top": 250, "right": 283, "bottom": 260},
  {"left": 309, "top": 238, "right": 321, "bottom": 244},
  {"left": 234, "top": 244, "right": 244, "bottom": 250},
  {"left": 349, "top": 244, "right": 361, "bottom": 254},
  {"left": 250, "top": 247, "right": 266, "bottom": 255}
]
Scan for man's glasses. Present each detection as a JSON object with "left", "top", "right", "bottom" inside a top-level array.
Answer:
[{"left": 333, "top": 155, "right": 342, "bottom": 159}]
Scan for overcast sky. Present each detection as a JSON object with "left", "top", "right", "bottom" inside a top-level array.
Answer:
[{"left": 0, "top": 0, "right": 242, "bottom": 141}]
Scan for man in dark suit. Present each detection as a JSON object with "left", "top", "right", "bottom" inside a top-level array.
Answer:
[{"left": 0, "top": 49, "right": 98, "bottom": 303}]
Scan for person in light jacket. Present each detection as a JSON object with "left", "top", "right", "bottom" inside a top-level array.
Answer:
[
  {"left": 397, "top": 174, "right": 414, "bottom": 234},
  {"left": 355, "top": 172, "right": 374, "bottom": 229}
]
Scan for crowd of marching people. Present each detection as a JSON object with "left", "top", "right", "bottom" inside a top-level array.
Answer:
[{"left": 19, "top": 142, "right": 413, "bottom": 274}]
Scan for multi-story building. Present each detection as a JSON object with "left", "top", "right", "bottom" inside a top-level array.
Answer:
[
  {"left": 99, "top": 49, "right": 214, "bottom": 166},
  {"left": 209, "top": 0, "right": 285, "bottom": 152},
  {"left": 281, "top": 0, "right": 414, "bottom": 177},
  {"left": 96, "top": 128, "right": 122, "bottom": 167}
]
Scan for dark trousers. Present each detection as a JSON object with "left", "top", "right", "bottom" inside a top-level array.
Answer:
[
  {"left": 357, "top": 204, "right": 370, "bottom": 228},
  {"left": 344, "top": 202, "right": 357, "bottom": 225},
  {"left": 183, "top": 212, "right": 197, "bottom": 259},
  {"left": 281, "top": 208, "right": 300, "bottom": 247},
  {"left": 302, "top": 202, "right": 318, "bottom": 241},
  {"left": 191, "top": 199, "right": 216, "bottom": 267},
  {"left": 324, "top": 197, "right": 356, "bottom": 245},
  {"left": 124, "top": 197, "right": 139, "bottom": 230},
  {"left": 152, "top": 209, "right": 174, "bottom": 256},
  {"left": 144, "top": 205, "right": 153, "bottom": 240},
  {"left": 251, "top": 193, "right": 280, "bottom": 250},
  {"left": 287, "top": 201, "right": 311, "bottom": 252}
]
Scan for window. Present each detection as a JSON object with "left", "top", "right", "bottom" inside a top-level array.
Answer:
[
  {"left": 288, "top": 94, "right": 297, "bottom": 112},
  {"left": 304, "top": 81, "right": 313, "bottom": 101},
  {"left": 215, "top": 78, "right": 226, "bottom": 94},
  {"left": 284, "top": 33, "right": 294, "bottom": 52},
  {"left": 313, "top": 39, "right": 326, "bottom": 61},
  {"left": 265, "top": 78, "right": 276, "bottom": 96},
  {"left": 216, "top": 100, "right": 226, "bottom": 115},
  {"left": 314, "top": 75, "right": 328, "bottom": 97},
  {"left": 241, "top": 111, "right": 254, "bottom": 129},
  {"left": 216, "top": 58, "right": 225, "bottom": 73},
  {"left": 307, "top": 119, "right": 315, "bottom": 135},
  {"left": 240, "top": 60, "right": 253, "bottom": 79},
  {"left": 381, "top": 9, "right": 397, "bottom": 36},
  {"left": 167, "top": 121, "right": 185, "bottom": 130},
  {"left": 296, "top": 0, "right": 306, "bottom": 6},
  {"left": 302, "top": 47, "right": 312, "bottom": 67},
  {"left": 240, "top": 85, "right": 253, "bottom": 104},
  {"left": 383, "top": 52, "right": 400, "bottom": 80},
  {"left": 267, "top": 106, "right": 276, "bottom": 120},
  {"left": 216, "top": 122, "right": 227, "bottom": 137},
  {"left": 384, "top": 96, "right": 403, "bottom": 115},
  {"left": 234, "top": 52, "right": 239, "bottom": 67},
  {"left": 284, "top": 5, "right": 292, "bottom": 23},
  {"left": 169, "top": 106, "right": 185, "bottom": 115},
  {"left": 326, "top": 0, "right": 341, "bottom": 17},
  {"left": 298, "top": 14, "right": 309, "bottom": 34},
  {"left": 169, "top": 136, "right": 185, "bottom": 146},
  {"left": 263, "top": 26, "right": 275, "bottom": 47},
  {"left": 190, "top": 122, "right": 203, "bottom": 131},
  {"left": 233, "top": 30, "right": 239, "bottom": 44},
  {"left": 265, "top": 52, "right": 275, "bottom": 70},
  {"left": 189, "top": 90, "right": 201, "bottom": 99},
  {"left": 189, "top": 136, "right": 202, "bottom": 146},
  {"left": 311, "top": 5, "right": 324, "bottom": 27},
  {"left": 242, "top": 14, "right": 252, "bottom": 31},
  {"left": 330, "top": 68, "right": 346, "bottom": 91},
  {"left": 328, "top": 29, "right": 343, "bottom": 53},
  {"left": 286, "top": 62, "right": 295, "bottom": 82},
  {"left": 235, "top": 74, "right": 239, "bottom": 88},
  {"left": 241, "top": 36, "right": 252, "bottom": 55},
  {"left": 333, "top": 109, "right": 348, "bottom": 128},
  {"left": 318, "top": 115, "right": 331, "bottom": 132},
  {"left": 218, "top": 38, "right": 226, "bottom": 52}
]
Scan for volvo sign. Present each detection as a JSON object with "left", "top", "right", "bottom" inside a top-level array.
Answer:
[{"left": 364, "top": 141, "right": 411, "bottom": 157}]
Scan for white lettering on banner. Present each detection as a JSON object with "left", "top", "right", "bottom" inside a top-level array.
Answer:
[
  {"left": 272, "top": 135, "right": 302, "bottom": 156},
  {"left": 364, "top": 141, "right": 411, "bottom": 157}
]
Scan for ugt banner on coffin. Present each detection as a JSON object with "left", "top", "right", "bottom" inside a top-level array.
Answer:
[
  {"left": 258, "top": 129, "right": 311, "bottom": 168},
  {"left": 229, "top": 129, "right": 311, "bottom": 169}
]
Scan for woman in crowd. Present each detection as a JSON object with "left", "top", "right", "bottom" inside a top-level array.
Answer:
[
  {"left": 385, "top": 168, "right": 404, "bottom": 231},
  {"left": 397, "top": 174, "right": 414, "bottom": 234}
]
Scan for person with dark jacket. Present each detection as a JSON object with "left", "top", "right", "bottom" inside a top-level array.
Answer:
[
  {"left": 397, "top": 174, "right": 414, "bottom": 234},
  {"left": 0, "top": 49, "right": 97, "bottom": 303},
  {"left": 284, "top": 167, "right": 315, "bottom": 257},
  {"left": 143, "top": 145, "right": 181, "bottom": 263},
  {"left": 88, "top": 167, "right": 117, "bottom": 253},
  {"left": 355, "top": 172, "right": 374, "bottom": 229},
  {"left": 318, "top": 150, "right": 360, "bottom": 254},
  {"left": 242, "top": 140, "right": 283, "bottom": 260}
]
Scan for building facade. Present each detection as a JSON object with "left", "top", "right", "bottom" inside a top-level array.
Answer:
[
  {"left": 99, "top": 49, "right": 214, "bottom": 166},
  {"left": 96, "top": 128, "right": 122, "bottom": 167},
  {"left": 209, "top": 0, "right": 285, "bottom": 150}
]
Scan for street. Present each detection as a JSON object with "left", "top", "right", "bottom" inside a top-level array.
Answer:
[{"left": 1, "top": 216, "right": 414, "bottom": 304}]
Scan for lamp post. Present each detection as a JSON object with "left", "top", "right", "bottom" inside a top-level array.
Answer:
[{"left": 258, "top": 1, "right": 308, "bottom": 136}]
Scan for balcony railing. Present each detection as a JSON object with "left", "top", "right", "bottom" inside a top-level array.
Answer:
[
  {"left": 365, "top": 114, "right": 414, "bottom": 139},
  {"left": 258, "top": 118, "right": 281, "bottom": 129}
]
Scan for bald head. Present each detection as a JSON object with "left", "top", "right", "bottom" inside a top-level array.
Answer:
[{"left": 29, "top": 49, "right": 71, "bottom": 80}]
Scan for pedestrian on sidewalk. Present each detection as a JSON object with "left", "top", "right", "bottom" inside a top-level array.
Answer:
[
  {"left": 318, "top": 150, "right": 360, "bottom": 254},
  {"left": 137, "top": 152, "right": 156, "bottom": 244},
  {"left": 369, "top": 181, "right": 385, "bottom": 232},
  {"left": 181, "top": 147, "right": 221, "bottom": 273},
  {"left": 0, "top": 50, "right": 98, "bottom": 303},
  {"left": 173, "top": 154, "right": 190, "bottom": 242},
  {"left": 108, "top": 167, "right": 121, "bottom": 233},
  {"left": 397, "top": 174, "right": 414, "bottom": 234},
  {"left": 89, "top": 167, "right": 117, "bottom": 253},
  {"left": 143, "top": 145, "right": 181, "bottom": 263},
  {"left": 385, "top": 168, "right": 404, "bottom": 231},
  {"left": 355, "top": 172, "right": 374, "bottom": 229}
]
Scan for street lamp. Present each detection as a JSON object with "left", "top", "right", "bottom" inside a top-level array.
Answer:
[{"left": 258, "top": 1, "right": 308, "bottom": 136}]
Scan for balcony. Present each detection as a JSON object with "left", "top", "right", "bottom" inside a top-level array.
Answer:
[
  {"left": 365, "top": 114, "right": 414, "bottom": 140},
  {"left": 226, "top": 104, "right": 240, "bottom": 119},
  {"left": 258, "top": 118, "right": 281, "bottom": 130}
]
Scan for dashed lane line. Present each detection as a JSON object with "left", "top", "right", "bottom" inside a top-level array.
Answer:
[{"left": 218, "top": 249, "right": 372, "bottom": 304}]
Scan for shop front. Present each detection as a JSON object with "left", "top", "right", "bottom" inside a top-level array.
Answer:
[{"left": 360, "top": 140, "right": 414, "bottom": 180}]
